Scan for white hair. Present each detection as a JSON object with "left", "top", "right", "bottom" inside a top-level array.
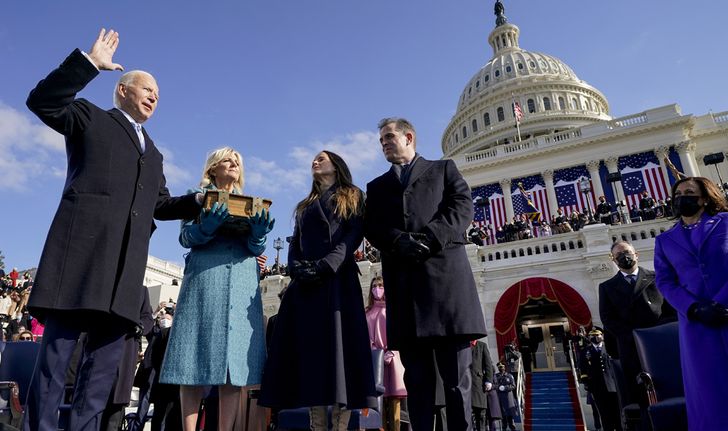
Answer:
[{"left": 113, "top": 70, "right": 155, "bottom": 108}]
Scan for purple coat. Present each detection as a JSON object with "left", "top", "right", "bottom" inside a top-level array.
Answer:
[{"left": 654, "top": 212, "right": 728, "bottom": 430}]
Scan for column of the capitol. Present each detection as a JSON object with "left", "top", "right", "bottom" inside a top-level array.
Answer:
[
  {"left": 500, "top": 178, "right": 515, "bottom": 221},
  {"left": 676, "top": 141, "right": 700, "bottom": 177},
  {"left": 542, "top": 169, "right": 559, "bottom": 217},
  {"left": 605, "top": 156, "right": 630, "bottom": 223},
  {"left": 586, "top": 160, "right": 605, "bottom": 199}
]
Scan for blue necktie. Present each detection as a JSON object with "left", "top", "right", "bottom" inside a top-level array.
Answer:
[
  {"left": 133, "top": 122, "right": 145, "bottom": 152},
  {"left": 626, "top": 274, "right": 637, "bottom": 286}
]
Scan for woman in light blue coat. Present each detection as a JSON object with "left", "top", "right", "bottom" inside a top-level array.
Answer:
[{"left": 160, "top": 147, "right": 274, "bottom": 431}]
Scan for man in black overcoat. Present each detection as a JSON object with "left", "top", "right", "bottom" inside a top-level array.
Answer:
[
  {"left": 579, "top": 329, "right": 621, "bottom": 431},
  {"left": 24, "top": 29, "right": 200, "bottom": 429},
  {"left": 598, "top": 241, "right": 676, "bottom": 406},
  {"left": 365, "top": 117, "right": 487, "bottom": 431}
]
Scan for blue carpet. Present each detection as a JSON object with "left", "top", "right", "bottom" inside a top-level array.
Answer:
[{"left": 525, "top": 371, "right": 582, "bottom": 431}]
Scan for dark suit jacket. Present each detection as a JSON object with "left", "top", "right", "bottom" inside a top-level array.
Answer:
[
  {"left": 598, "top": 266, "right": 676, "bottom": 402},
  {"left": 26, "top": 49, "right": 199, "bottom": 326},
  {"left": 364, "top": 157, "right": 486, "bottom": 349}
]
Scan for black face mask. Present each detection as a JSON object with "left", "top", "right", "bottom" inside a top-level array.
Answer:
[
  {"left": 673, "top": 195, "right": 702, "bottom": 217},
  {"left": 590, "top": 336, "right": 603, "bottom": 344},
  {"left": 615, "top": 252, "right": 636, "bottom": 270}
]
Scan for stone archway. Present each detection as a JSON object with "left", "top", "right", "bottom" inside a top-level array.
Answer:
[{"left": 493, "top": 277, "right": 592, "bottom": 354}]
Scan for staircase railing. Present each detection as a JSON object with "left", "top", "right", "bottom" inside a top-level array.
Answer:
[
  {"left": 568, "top": 340, "right": 589, "bottom": 430},
  {"left": 514, "top": 357, "right": 526, "bottom": 423}
]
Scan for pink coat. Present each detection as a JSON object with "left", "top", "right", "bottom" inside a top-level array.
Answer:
[
  {"left": 366, "top": 301, "right": 406, "bottom": 397},
  {"left": 30, "top": 319, "right": 45, "bottom": 336}
]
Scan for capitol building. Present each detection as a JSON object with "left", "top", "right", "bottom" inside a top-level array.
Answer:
[{"left": 145, "top": 2, "right": 728, "bottom": 374}]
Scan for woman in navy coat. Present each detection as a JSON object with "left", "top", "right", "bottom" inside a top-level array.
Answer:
[
  {"left": 653, "top": 176, "right": 728, "bottom": 430},
  {"left": 260, "top": 151, "right": 376, "bottom": 431}
]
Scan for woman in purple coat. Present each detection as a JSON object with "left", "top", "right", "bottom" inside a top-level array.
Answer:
[{"left": 653, "top": 176, "right": 728, "bottom": 430}]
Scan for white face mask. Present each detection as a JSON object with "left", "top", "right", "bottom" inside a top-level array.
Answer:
[{"left": 159, "top": 318, "right": 172, "bottom": 329}]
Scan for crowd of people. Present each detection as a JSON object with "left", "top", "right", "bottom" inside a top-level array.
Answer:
[
  {"left": 467, "top": 191, "right": 676, "bottom": 247},
  {"left": 0, "top": 269, "right": 43, "bottom": 342}
]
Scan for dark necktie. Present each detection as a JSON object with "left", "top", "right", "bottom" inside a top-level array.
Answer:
[
  {"left": 625, "top": 274, "right": 637, "bottom": 286},
  {"left": 398, "top": 163, "right": 410, "bottom": 185}
]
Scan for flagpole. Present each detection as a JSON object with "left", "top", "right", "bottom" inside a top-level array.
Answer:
[{"left": 512, "top": 93, "right": 522, "bottom": 142}]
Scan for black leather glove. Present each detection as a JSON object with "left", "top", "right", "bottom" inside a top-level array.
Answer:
[
  {"left": 290, "top": 260, "right": 327, "bottom": 284},
  {"left": 394, "top": 233, "right": 431, "bottom": 262},
  {"left": 687, "top": 301, "right": 728, "bottom": 326}
]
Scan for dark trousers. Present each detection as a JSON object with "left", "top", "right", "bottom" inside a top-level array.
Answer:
[
  {"left": 400, "top": 340, "right": 473, "bottom": 431},
  {"left": 24, "top": 313, "right": 128, "bottom": 431}
]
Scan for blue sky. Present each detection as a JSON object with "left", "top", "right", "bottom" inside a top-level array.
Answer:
[{"left": 2, "top": 1, "right": 727, "bottom": 270}]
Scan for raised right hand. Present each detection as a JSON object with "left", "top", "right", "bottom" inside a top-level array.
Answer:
[
  {"left": 199, "top": 202, "right": 230, "bottom": 235},
  {"left": 88, "top": 28, "right": 124, "bottom": 71}
]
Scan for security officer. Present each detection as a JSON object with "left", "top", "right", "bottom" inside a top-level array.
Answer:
[{"left": 579, "top": 328, "right": 621, "bottom": 431}]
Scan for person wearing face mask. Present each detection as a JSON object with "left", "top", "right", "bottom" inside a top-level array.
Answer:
[
  {"left": 598, "top": 241, "right": 676, "bottom": 408},
  {"left": 578, "top": 328, "right": 621, "bottom": 431},
  {"left": 653, "top": 176, "right": 728, "bottom": 430},
  {"left": 365, "top": 276, "right": 407, "bottom": 431},
  {"left": 597, "top": 196, "right": 613, "bottom": 225}
]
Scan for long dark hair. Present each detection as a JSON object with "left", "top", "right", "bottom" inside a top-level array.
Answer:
[
  {"left": 295, "top": 151, "right": 363, "bottom": 220},
  {"left": 670, "top": 176, "right": 728, "bottom": 218}
]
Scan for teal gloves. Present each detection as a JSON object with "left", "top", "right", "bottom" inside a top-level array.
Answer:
[
  {"left": 199, "top": 202, "right": 230, "bottom": 235},
  {"left": 249, "top": 208, "right": 275, "bottom": 239}
]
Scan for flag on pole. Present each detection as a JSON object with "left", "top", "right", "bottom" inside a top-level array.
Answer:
[
  {"left": 512, "top": 101, "right": 524, "bottom": 124},
  {"left": 256, "top": 255, "right": 267, "bottom": 272},
  {"left": 516, "top": 182, "right": 541, "bottom": 222}
]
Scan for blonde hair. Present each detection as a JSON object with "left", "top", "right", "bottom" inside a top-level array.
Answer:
[{"left": 200, "top": 147, "right": 244, "bottom": 192}]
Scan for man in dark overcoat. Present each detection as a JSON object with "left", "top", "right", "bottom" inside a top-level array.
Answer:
[
  {"left": 579, "top": 329, "right": 621, "bottom": 431},
  {"left": 24, "top": 29, "right": 200, "bottom": 429},
  {"left": 365, "top": 117, "right": 487, "bottom": 431},
  {"left": 599, "top": 241, "right": 676, "bottom": 406},
  {"left": 470, "top": 340, "right": 500, "bottom": 431}
]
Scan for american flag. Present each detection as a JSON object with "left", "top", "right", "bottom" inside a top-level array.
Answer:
[
  {"left": 472, "top": 183, "right": 506, "bottom": 242},
  {"left": 256, "top": 255, "right": 267, "bottom": 273},
  {"left": 512, "top": 101, "right": 524, "bottom": 124},
  {"left": 511, "top": 175, "right": 551, "bottom": 222},
  {"left": 619, "top": 152, "right": 669, "bottom": 209},
  {"left": 554, "top": 166, "right": 596, "bottom": 216}
]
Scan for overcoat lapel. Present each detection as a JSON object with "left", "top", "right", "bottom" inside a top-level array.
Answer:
[
  {"left": 110, "top": 108, "right": 144, "bottom": 154},
  {"left": 404, "top": 157, "right": 433, "bottom": 189},
  {"left": 699, "top": 215, "right": 721, "bottom": 251}
]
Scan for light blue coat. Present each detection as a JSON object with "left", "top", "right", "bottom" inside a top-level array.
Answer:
[{"left": 160, "top": 187, "right": 267, "bottom": 386}]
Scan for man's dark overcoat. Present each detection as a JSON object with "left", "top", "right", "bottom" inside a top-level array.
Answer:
[
  {"left": 364, "top": 157, "right": 486, "bottom": 349},
  {"left": 470, "top": 341, "right": 501, "bottom": 417},
  {"left": 25, "top": 49, "right": 198, "bottom": 326},
  {"left": 598, "top": 266, "right": 676, "bottom": 403},
  {"left": 260, "top": 187, "right": 376, "bottom": 409}
]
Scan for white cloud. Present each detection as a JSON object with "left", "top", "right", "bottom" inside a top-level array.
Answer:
[
  {"left": 156, "top": 144, "right": 194, "bottom": 188},
  {"left": 0, "top": 101, "right": 195, "bottom": 192},
  {"left": 245, "top": 130, "right": 384, "bottom": 194},
  {"left": 0, "top": 102, "right": 66, "bottom": 191}
]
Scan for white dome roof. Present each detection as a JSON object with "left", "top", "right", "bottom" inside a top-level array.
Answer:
[{"left": 442, "top": 8, "right": 611, "bottom": 158}]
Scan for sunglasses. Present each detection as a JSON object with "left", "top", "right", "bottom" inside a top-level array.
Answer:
[{"left": 19, "top": 336, "right": 33, "bottom": 341}]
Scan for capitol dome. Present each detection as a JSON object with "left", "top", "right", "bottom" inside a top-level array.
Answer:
[{"left": 442, "top": 2, "right": 611, "bottom": 157}]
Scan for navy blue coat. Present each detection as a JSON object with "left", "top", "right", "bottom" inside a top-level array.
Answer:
[
  {"left": 364, "top": 157, "right": 487, "bottom": 349},
  {"left": 260, "top": 188, "right": 376, "bottom": 409},
  {"left": 26, "top": 49, "right": 199, "bottom": 326},
  {"left": 654, "top": 212, "right": 728, "bottom": 430}
]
